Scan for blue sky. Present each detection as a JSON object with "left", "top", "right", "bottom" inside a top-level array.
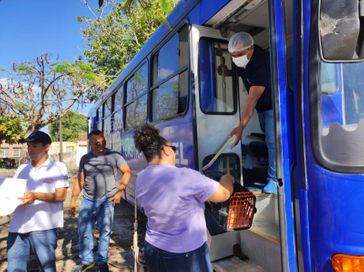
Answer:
[
  {"left": 0, "top": 0, "right": 100, "bottom": 116},
  {"left": 0, "top": 0, "right": 92, "bottom": 71}
]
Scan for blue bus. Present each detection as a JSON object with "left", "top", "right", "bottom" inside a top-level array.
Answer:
[{"left": 88, "top": 0, "right": 364, "bottom": 271}]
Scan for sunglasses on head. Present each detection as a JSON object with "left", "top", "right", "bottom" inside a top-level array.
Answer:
[{"left": 165, "top": 145, "right": 177, "bottom": 152}]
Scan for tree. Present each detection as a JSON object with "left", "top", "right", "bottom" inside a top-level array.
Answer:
[
  {"left": 95, "top": 0, "right": 175, "bottom": 14},
  {"left": 0, "top": 54, "right": 106, "bottom": 134},
  {"left": 0, "top": 111, "right": 25, "bottom": 146},
  {"left": 79, "top": 0, "right": 178, "bottom": 88},
  {"left": 49, "top": 111, "right": 87, "bottom": 142}
]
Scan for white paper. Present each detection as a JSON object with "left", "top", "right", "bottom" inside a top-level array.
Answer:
[{"left": 0, "top": 177, "right": 27, "bottom": 216}]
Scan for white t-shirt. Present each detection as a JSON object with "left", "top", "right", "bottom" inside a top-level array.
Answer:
[{"left": 9, "top": 158, "right": 69, "bottom": 233}]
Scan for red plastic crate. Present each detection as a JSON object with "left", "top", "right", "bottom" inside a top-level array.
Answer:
[{"left": 227, "top": 191, "right": 256, "bottom": 231}]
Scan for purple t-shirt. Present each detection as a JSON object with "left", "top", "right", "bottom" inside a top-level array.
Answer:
[{"left": 136, "top": 165, "right": 219, "bottom": 253}]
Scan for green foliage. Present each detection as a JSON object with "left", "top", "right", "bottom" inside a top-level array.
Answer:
[
  {"left": 49, "top": 111, "right": 88, "bottom": 142},
  {"left": 0, "top": 54, "right": 106, "bottom": 134},
  {"left": 159, "top": 0, "right": 173, "bottom": 14},
  {"left": 80, "top": 0, "right": 177, "bottom": 89},
  {"left": 49, "top": 60, "right": 106, "bottom": 98},
  {"left": 15, "top": 65, "right": 35, "bottom": 74},
  {"left": 122, "top": 0, "right": 177, "bottom": 14},
  {"left": 0, "top": 114, "right": 25, "bottom": 145}
]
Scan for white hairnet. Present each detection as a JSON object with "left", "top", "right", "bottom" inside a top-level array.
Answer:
[{"left": 228, "top": 32, "right": 254, "bottom": 53}]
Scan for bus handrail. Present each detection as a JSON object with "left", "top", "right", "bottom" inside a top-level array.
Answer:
[{"left": 201, "top": 135, "right": 235, "bottom": 171}]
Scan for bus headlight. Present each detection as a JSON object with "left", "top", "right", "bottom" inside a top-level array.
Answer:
[{"left": 331, "top": 254, "right": 364, "bottom": 272}]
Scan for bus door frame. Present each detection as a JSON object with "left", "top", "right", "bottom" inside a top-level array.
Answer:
[
  {"left": 189, "top": 24, "right": 244, "bottom": 260},
  {"left": 268, "top": 0, "right": 299, "bottom": 271}
]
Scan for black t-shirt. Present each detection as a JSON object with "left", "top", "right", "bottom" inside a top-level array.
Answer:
[{"left": 238, "top": 45, "right": 272, "bottom": 112}]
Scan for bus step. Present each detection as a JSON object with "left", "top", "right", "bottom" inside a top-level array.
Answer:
[
  {"left": 240, "top": 227, "right": 282, "bottom": 272},
  {"left": 238, "top": 192, "right": 281, "bottom": 271},
  {"left": 212, "top": 256, "right": 265, "bottom": 272}
]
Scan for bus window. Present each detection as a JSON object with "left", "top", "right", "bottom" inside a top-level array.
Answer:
[
  {"left": 104, "top": 115, "right": 112, "bottom": 136},
  {"left": 97, "top": 105, "right": 104, "bottom": 132},
  {"left": 152, "top": 26, "right": 188, "bottom": 84},
  {"left": 153, "top": 36, "right": 178, "bottom": 84},
  {"left": 113, "top": 108, "right": 123, "bottom": 131},
  {"left": 127, "top": 63, "right": 148, "bottom": 103},
  {"left": 320, "top": 63, "right": 339, "bottom": 94},
  {"left": 97, "top": 119, "right": 103, "bottom": 132},
  {"left": 110, "top": 94, "right": 115, "bottom": 132},
  {"left": 152, "top": 71, "right": 188, "bottom": 121},
  {"left": 104, "top": 96, "right": 113, "bottom": 117},
  {"left": 103, "top": 97, "right": 113, "bottom": 137},
  {"left": 94, "top": 108, "right": 100, "bottom": 131},
  {"left": 151, "top": 26, "right": 189, "bottom": 121},
  {"left": 202, "top": 154, "right": 240, "bottom": 182},
  {"left": 315, "top": 61, "right": 364, "bottom": 170},
  {"left": 114, "top": 85, "right": 123, "bottom": 111},
  {"left": 319, "top": 62, "right": 342, "bottom": 128},
  {"left": 113, "top": 86, "right": 124, "bottom": 131},
  {"left": 89, "top": 112, "right": 97, "bottom": 132},
  {"left": 125, "top": 62, "right": 148, "bottom": 130},
  {"left": 199, "top": 39, "right": 235, "bottom": 113},
  {"left": 343, "top": 63, "right": 364, "bottom": 124},
  {"left": 125, "top": 96, "right": 148, "bottom": 129},
  {"left": 179, "top": 26, "right": 188, "bottom": 68}
]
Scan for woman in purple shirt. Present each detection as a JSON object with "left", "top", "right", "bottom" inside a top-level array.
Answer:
[{"left": 134, "top": 124, "right": 234, "bottom": 272}]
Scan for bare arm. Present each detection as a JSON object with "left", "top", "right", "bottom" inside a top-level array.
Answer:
[
  {"left": 19, "top": 187, "right": 68, "bottom": 205},
  {"left": 230, "top": 85, "right": 265, "bottom": 147},
  {"left": 112, "top": 163, "right": 132, "bottom": 205},
  {"left": 68, "top": 171, "right": 85, "bottom": 217},
  {"left": 208, "top": 174, "right": 234, "bottom": 202}
]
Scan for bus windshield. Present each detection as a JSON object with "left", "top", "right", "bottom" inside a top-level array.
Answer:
[{"left": 317, "top": 61, "right": 364, "bottom": 169}]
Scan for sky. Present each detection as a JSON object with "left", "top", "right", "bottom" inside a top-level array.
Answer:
[
  {"left": 0, "top": 0, "right": 92, "bottom": 71},
  {"left": 0, "top": 0, "right": 99, "bottom": 115}
]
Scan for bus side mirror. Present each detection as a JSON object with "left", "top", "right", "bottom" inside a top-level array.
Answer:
[{"left": 319, "top": 0, "right": 364, "bottom": 61}]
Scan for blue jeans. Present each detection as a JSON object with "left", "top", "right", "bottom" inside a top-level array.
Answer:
[
  {"left": 258, "top": 110, "right": 276, "bottom": 182},
  {"left": 144, "top": 241, "right": 213, "bottom": 272},
  {"left": 7, "top": 228, "right": 57, "bottom": 272},
  {"left": 78, "top": 197, "right": 114, "bottom": 265}
]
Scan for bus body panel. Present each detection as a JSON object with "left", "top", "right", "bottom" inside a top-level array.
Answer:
[
  {"left": 269, "top": 0, "right": 297, "bottom": 270},
  {"left": 301, "top": 0, "right": 364, "bottom": 270},
  {"left": 306, "top": 157, "right": 364, "bottom": 271}
]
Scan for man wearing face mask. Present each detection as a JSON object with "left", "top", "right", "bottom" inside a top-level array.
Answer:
[{"left": 227, "top": 32, "right": 277, "bottom": 194}]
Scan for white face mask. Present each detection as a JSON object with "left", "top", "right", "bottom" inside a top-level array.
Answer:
[{"left": 232, "top": 55, "right": 250, "bottom": 68}]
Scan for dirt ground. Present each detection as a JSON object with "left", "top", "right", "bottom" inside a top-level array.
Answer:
[{"left": 0, "top": 168, "right": 147, "bottom": 272}]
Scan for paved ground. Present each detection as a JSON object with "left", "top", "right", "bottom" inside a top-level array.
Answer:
[{"left": 0, "top": 168, "right": 147, "bottom": 272}]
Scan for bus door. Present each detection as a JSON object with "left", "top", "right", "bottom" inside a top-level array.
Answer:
[
  {"left": 193, "top": 0, "right": 299, "bottom": 270},
  {"left": 190, "top": 25, "right": 244, "bottom": 261}
]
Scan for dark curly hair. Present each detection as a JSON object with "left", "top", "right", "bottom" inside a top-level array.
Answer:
[{"left": 133, "top": 124, "right": 167, "bottom": 162}]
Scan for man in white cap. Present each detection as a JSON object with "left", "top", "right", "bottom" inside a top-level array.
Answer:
[
  {"left": 227, "top": 32, "right": 277, "bottom": 194},
  {"left": 6, "top": 130, "right": 69, "bottom": 272}
]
